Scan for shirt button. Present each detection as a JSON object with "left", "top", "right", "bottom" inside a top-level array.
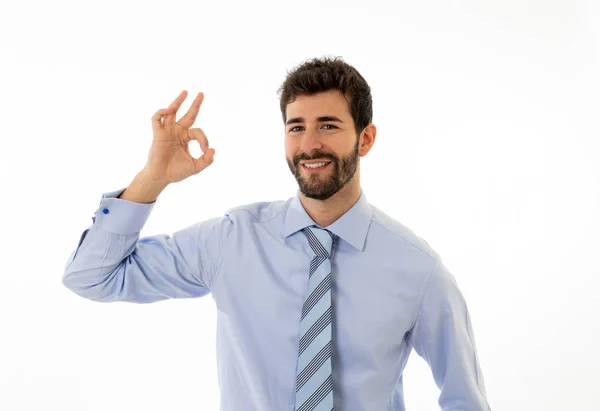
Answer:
[{"left": 103, "top": 208, "right": 109, "bottom": 214}]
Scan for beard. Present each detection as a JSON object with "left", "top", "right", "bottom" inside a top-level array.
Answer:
[{"left": 286, "top": 135, "right": 360, "bottom": 201}]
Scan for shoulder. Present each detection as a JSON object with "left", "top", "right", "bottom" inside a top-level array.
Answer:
[
  {"left": 180, "top": 198, "right": 291, "bottom": 253},
  {"left": 369, "top": 204, "right": 440, "bottom": 263},
  {"left": 224, "top": 197, "right": 291, "bottom": 224}
]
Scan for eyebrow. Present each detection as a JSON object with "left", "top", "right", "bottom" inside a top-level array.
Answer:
[{"left": 285, "top": 116, "right": 345, "bottom": 126}]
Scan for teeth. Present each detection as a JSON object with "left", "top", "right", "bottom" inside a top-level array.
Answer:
[{"left": 304, "top": 162, "right": 329, "bottom": 168}]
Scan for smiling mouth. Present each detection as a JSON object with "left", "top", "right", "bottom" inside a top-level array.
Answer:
[{"left": 301, "top": 162, "right": 332, "bottom": 172}]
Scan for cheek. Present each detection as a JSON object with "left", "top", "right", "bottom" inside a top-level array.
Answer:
[{"left": 284, "top": 141, "right": 297, "bottom": 159}]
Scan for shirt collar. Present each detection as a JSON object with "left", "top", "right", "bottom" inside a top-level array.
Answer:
[{"left": 283, "top": 187, "right": 373, "bottom": 252}]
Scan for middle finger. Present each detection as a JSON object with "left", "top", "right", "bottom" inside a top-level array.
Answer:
[
  {"left": 178, "top": 92, "right": 204, "bottom": 129},
  {"left": 164, "top": 90, "right": 188, "bottom": 127}
]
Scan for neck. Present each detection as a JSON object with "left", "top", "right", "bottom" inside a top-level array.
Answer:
[{"left": 298, "top": 177, "right": 361, "bottom": 228}]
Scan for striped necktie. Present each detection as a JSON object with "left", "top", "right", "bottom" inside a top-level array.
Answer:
[{"left": 294, "top": 226, "right": 335, "bottom": 411}]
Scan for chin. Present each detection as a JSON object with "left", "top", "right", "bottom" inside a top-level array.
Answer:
[{"left": 299, "top": 185, "right": 339, "bottom": 201}]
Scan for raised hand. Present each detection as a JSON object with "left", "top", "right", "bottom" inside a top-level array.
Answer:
[{"left": 144, "top": 90, "right": 215, "bottom": 184}]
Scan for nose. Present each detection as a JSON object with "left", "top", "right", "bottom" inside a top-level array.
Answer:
[{"left": 299, "top": 129, "right": 323, "bottom": 154}]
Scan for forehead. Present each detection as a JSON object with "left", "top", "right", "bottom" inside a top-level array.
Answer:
[{"left": 286, "top": 89, "right": 351, "bottom": 119}]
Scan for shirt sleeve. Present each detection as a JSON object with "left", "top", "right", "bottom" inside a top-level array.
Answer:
[
  {"left": 407, "top": 258, "right": 492, "bottom": 411},
  {"left": 62, "top": 187, "right": 233, "bottom": 303}
]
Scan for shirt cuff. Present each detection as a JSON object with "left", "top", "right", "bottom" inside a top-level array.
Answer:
[{"left": 92, "top": 187, "right": 156, "bottom": 235}]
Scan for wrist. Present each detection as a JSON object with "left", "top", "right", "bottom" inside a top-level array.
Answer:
[{"left": 118, "top": 170, "right": 169, "bottom": 204}]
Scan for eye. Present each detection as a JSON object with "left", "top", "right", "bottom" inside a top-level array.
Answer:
[{"left": 288, "top": 125, "right": 338, "bottom": 133}]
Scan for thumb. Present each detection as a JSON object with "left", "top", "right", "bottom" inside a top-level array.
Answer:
[{"left": 193, "top": 148, "right": 215, "bottom": 173}]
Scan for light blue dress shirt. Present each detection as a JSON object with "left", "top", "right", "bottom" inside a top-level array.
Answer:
[{"left": 63, "top": 186, "right": 491, "bottom": 411}]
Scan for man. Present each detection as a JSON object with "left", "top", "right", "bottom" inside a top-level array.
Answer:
[{"left": 63, "top": 56, "right": 491, "bottom": 410}]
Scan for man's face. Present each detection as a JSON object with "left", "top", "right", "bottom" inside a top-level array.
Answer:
[{"left": 285, "top": 90, "right": 361, "bottom": 201}]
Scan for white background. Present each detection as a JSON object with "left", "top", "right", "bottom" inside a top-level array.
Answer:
[{"left": 1, "top": 0, "right": 599, "bottom": 410}]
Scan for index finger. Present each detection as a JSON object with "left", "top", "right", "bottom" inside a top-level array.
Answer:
[
  {"left": 164, "top": 90, "right": 188, "bottom": 128},
  {"left": 178, "top": 92, "right": 204, "bottom": 129}
]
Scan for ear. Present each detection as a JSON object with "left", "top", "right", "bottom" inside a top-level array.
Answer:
[{"left": 358, "top": 124, "right": 377, "bottom": 156}]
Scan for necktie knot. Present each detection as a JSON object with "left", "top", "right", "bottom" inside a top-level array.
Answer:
[{"left": 304, "top": 226, "right": 334, "bottom": 259}]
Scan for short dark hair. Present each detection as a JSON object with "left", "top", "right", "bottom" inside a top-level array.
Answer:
[{"left": 277, "top": 56, "right": 373, "bottom": 137}]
